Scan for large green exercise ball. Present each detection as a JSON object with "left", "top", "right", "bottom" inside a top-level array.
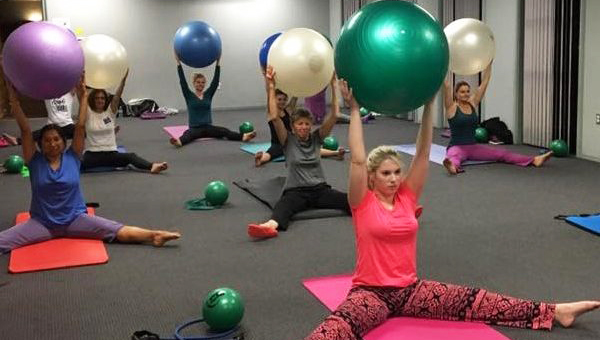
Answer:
[
  {"left": 4, "top": 155, "right": 24, "bottom": 173},
  {"left": 549, "top": 139, "right": 568, "bottom": 157},
  {"left": 474, "top": 127, "right": 488, "bottom": 143},
  {"left": 323, "top": 136, "right": 339, "bottom": 151},
  {"left": 204, "top": 181, "right": 229, "bottom": 206},
  {"left": 202, "top": 287, "right": 244, "bottom": 332},
  {"left": 335, "top": 0, "right": 449, "bottom": 114}
]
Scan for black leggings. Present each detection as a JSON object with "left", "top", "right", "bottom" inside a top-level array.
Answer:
[
  {"left": 266, "top": 143, "right": 284, "bottom": 159},
  {"left": 180, "top": 125, "right": 242, "bottom": 145},
  {"left": 271, "top": 183, "right": 351, "bottom": 231},
  {"left": 81, "top": 151, "right": 153, "bottom": 171}
]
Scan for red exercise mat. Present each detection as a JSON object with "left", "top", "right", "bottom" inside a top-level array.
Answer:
[{"left": 9, "top": 208, "right": 109, "bottom": 273}]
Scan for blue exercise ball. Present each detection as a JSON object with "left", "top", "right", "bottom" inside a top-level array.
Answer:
[
  {"left": 259, "top": 32, "right": 282, "bottom": 68},
  {"left": 174, "top": 21, "right": 222, "bottom": 68}
]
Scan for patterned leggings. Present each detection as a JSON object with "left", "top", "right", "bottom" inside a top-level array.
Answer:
[{"left": 305, "top": 279, "right": 555, "bottom": 340}]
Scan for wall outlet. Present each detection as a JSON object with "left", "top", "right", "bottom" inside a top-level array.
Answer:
[{"left": 597, "top": 113, "right": 600, "bottom": 125}]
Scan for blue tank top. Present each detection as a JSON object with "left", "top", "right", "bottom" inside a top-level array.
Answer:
[
  {"left": 29, "top": 148, "right": 87, "bottom": 227},
  {"left": 448, "top": 104, "right": 478, "bottom": 147}
]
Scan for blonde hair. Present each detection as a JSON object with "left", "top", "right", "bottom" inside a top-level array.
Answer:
[
  {"left": 192, "top": 73, "right": 206, "bottom": 82},
  {"left": 366, "top": 146, "right": 405, "bottom": 174}
]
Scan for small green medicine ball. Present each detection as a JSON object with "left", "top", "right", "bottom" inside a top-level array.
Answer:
[
  {"left": 323, "top": 136, "right": 339, "bottom": 151},
  {"left": 204, "top": 181, "right": 229, "bottom": 206},
  {"left": 549, "top": 139, "right": 568, "bottom": 157},
  {"left": 474, "top": 127, "right": 488, "bottom": 143},
  {"left": 4, "top": 155, "right": 24, "bottom": 173},
  {"left": 359, "top": 107, "right": 369, "bottom": 117},
  {"left": 202, "top": 287, "right": 245, "bottom": 332},
  {"left": 238, "top": 121, "right": 254, "bottom": 134}
]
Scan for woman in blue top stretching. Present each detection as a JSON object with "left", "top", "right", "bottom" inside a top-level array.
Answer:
[
  {"left": 443, "top": 61, "right": 552, "bottom": 175},
  {"left": 170, "top": 53, "right": 256, "bottom": 147},
  {"left": 0, "top": 76, "right": 180, "bottom": 253}
]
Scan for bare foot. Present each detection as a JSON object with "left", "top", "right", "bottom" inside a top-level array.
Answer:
[
  {"left": 443, "top": 158, "right": 458, "bottom": 175},
  {"left": 169, "top": 137, "right": 182, "bottom": 148},
  {"left": 2, "top": 133, "right": 19, "bottom": 146},
  {"left": 554, "top": 301, "right": 600, "bottom": 327},
  {"left": 242, "top": 131, "right": 257, "bottom": 142},
  {"left": 336, "top": 148, "right": 346, "bottom": 160},
  {"left": 152, "top": 230, "right": 181, "bottom": 247},
  {"left": 255, "top": 151, "right": 264, "bottom": 167},
  {"left": 532, "top": 151, "right": 553, "bottom": 167},
  {"left": 150, "top": 162, "right": 168, "bottom": 174}
]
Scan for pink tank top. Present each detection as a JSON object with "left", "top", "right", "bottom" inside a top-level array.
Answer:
[{"left": 352, "top": 185, "right": 419, "bottom": 287}]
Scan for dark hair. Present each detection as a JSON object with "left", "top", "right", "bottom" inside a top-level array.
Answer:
[
  {"left": 275, "top": 89, "right": 288, "bottom": 98},
  {"left": 88, "top": 89, "right": 110, "bottom": 112},
  {"left": 37, "top": 124, "right": 67, "bottom": 150},
  {"left": 290, "top": 108, "right": 313, "bottom": 124}
]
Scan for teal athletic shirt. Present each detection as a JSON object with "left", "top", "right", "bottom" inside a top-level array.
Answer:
[
  {"left": 448, "top": 104, "right": 478, "bottom": 147},
  {"left": 177, "top": 65, "right": 220, "bottom": 128}
]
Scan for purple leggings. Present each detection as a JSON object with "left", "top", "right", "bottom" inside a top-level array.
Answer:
[
  {"left": 305, "top": 279, "right": 555, "bottom": 340},
  {"left": 446, "top": 144, "right": 534, "bottom": 172},
  {"left": 0, "top": 214, "right": 123, "bottom": 253},
  {"left": 304, "top": 89, "right": 327, "bottom": 124}
]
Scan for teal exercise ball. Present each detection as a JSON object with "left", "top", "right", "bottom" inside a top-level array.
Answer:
[
  {"left": 202, "top": 287, "right": 244, "bottom": 332},
  {"left": 359, "top": 107, "right": 369, "bottom": 117},
  {"left": 474, "top": 127, "right": 488, "bottom": 143},
  {"left": 549, "top": 139, "right": 568, "bottom": 157},
  {"left": 335, "top": 0, "right": 449, "bottom": 114},
  {"left": 323, "top": 136, "right": 339, "bottom": 151},
  {"left": 204, "top": 181, "right": 229, "bottom": 206},
  {"left": 238, "top": 121, "right": 254, "bottom": 134},
  {"left": 4, "top": 155, "right": 24, "bottom": 173}
]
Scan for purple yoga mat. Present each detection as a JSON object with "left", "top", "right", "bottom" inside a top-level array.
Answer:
[{"left": 302, "top": 274, "right": 511, "bottom": 340}]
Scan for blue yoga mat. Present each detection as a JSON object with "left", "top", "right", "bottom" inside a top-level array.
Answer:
[
  {"left": 240, "top": 143, "right": 284, "bottom": 162},
  {"left": 393, "top": 144, "right": 494, "bottom": 166},
  {"left": 561, "top": 214, "right": 600, "bottom": 236},
  {"left": 82, "top": 146, "right": 129, "bottom": 173}
]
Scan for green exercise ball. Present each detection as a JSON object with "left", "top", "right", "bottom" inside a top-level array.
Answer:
[
  {"left": 323, "top": 135, "right": 339, "bottom": 151},
  {"left": 335, "top": 0, "right": 449, "bottom": 114},
  {"left": 474, "top": 127, "right": 488, "bottom": 143},
  {"left": 238, "top": 121, "right": 254, "bottom": 134},
  {"left": 4, "top": 155, "right": 24, "bottom": 174},
  {"left": 202, "top": 287, "right": 244, "bottom": 332},
  {"left": 359, "top": 107, "right": 369, "bottom": 117},
  {"left": 549, "top": 139, "right": 568, "bottom": 157},
  {"left": 204, "top": 181, "right": 229, "bottom": 206}
]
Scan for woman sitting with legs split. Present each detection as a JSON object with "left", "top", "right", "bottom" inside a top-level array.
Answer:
[
  {"left": 0, "top": 76, "right": 180, "bottom": 253},
  {"left": 303, "top": 80, "right": 599, "bottom": 340},
  {"left": 443, "top": 61, "right": 552, "bottom": 175},
  {"left": 247, "top": 67, "right": 350, "bottom": 239},
  {"left": 170, "top": 52, "right": 256, "bottom": 147},
  {"left": 81, "top": 71, "right": 168, "bottom": 174},
  {"left": 255, "top": 89, "right": 345, "bottom": 167}
]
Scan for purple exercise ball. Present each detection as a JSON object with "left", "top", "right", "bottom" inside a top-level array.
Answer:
[{"left": 2, "top": 22, "right": 84, "bottom": 100}]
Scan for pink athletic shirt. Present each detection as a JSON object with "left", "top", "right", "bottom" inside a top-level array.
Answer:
[{"left": 351, "top": 184, "right": 419, "bottom": 287}]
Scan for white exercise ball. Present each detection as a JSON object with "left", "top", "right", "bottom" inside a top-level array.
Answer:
[
  {"left": 80, "top": 34, "right": 129, "bottom": 89},
  {"left": 444, "top": 18, "right": 495, "bottom": 75},
  {"left": 267, "top": 28, "right": 334, "bottom": 97}
]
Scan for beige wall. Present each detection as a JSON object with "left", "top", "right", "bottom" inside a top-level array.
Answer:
[{"left": 578, "top": 0, "right": 600, "bottom": 161}]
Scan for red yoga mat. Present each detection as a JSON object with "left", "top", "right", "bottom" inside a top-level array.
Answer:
[
  {"left": 9, "top": 209, "right": 109, "bottom": 273},
  {"left": 302, "top": 274, "right": 512, "bottom": 340}
]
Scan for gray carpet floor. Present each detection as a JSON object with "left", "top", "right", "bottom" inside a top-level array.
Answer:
[{"left": 1, "top": 108, "right": 599, "bottom": 340}]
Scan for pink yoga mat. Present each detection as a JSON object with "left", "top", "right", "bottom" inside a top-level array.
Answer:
[
  {"left": 302, "top": 274, "right": 511, "bottom": 340},
  {"left": 162, "top": 125, "right": 213, "bottom": 141}
]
